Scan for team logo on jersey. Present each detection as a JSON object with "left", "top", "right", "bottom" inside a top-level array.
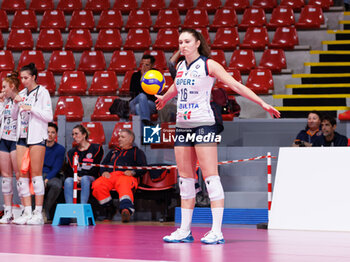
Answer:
[
  {"left": 183, "top": 111, "right": 191, "bottom": 120},
  {"left": 143, "top": 124, "right": 161, "bottom": 144},
  {"left": 195, "top": 64, "right": 200, "bottom": 69},
  {"left": 176, "top": 71, "right": 184, "bottom": 78},
  {"left": 86, "top": 153, "right": 93, "bottom": 159}
]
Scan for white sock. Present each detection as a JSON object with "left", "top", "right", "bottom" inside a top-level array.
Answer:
[
  {"left": 35, "top": 206, "right": 43, "bottom": 213},
  {"left": 179, "top": 208, "right": 193, "bottom": 232},
  {"left": 211, "top": 207, "right": 224, "bottom": 234},
  {"left": 24, "top": 206, "right": 32, "bottom": 215}
]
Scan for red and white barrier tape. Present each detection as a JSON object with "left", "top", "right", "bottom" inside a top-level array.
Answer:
[
  {"left": 267, "top": 152, "right": 272, "bottom": 217},
  {"left": 78, "top": 155, "right": 276, "bottom": 170},
  {"left": 73, "top": 152, "right": 79, "bottom": 204}
]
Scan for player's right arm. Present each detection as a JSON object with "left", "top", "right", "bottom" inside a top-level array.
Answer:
[{"left": 155, "top": 83, "right": 177, "bottom": 110}]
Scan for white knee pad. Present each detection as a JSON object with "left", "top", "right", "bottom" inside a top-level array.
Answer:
[
  {"left": 32, "top": 176, "right": 45, "bottom": 196},
  {"left": 205, "top": 176, "right": 225, "bottom": 202},
  {"left": 179, "top": 177, "right": 196, "bottom": 200},
  {"left": 18, "top": 177, "right": 30, "bottom": 198},
  {"left": 2, "top": 177, "right": 13, "bottom": 195}
]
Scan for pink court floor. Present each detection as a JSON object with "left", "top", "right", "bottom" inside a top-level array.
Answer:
[{"left": 0, "top": 223, "right": 350, "bottom": 262}]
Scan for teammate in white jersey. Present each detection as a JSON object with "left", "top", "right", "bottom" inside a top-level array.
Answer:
[
  {"left": 12, "top": 63, "right": 53, "bottom": 225},
  {"left": 0, "top": 72, "right": 21, "bottom": 223},
  {"left": 156, "top": 29, "right": 280, "bottom": 244}
]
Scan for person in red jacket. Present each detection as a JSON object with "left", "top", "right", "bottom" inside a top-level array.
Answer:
[{"left": 92, "top": 129, "right": 147, "bottom": 222}]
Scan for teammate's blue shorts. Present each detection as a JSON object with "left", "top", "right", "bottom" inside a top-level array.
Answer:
[
  {"left": 0, "top": 139, "right": 17, "bottom": 152},
  {"left": 17, "top": 138, "right": 46, "bottom": 147},
  {"left": 174, "top": 124, "right": 218, "bottom": 147}
]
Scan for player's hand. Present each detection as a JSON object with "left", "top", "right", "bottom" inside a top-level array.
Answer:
[
  {"left": 14, "top": 94, "right": 22, "bottom": 103},
  {"left": 102, "top": 172, "right": 110, "bottom": 179},
  {"left": 124, "top": 170, "right": 135, "bottom": 177},
  {"left": 155, "top": 95, "right": 166, "bottom": 110},
  {"left": 261, "top": 102, "right": 280, "bottom": 118},
  {"left": 20, "top": 105, "right": 32, "bottom": 111}
]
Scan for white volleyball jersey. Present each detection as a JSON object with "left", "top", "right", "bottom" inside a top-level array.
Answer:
[
  {"left": 2, "top": 98, "right": 17, "bottom": 141},
  {"left": 175, "top": 56, "right": 215, "bottom": 128},
  {"left": 19, "top": 86, "right": 40, "bottom": 138}
]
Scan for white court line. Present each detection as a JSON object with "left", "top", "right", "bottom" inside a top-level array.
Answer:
[{"left": 0, "top": 252, "right": 171, "bottom": 262}]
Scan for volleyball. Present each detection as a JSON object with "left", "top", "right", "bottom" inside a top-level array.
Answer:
[{"left": 141, "top": 70, "right": 165, "bottom": 95}]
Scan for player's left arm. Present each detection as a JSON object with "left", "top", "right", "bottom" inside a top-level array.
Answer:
[{"left": 207, "top": 59, "right": 280, "bottom": 118}]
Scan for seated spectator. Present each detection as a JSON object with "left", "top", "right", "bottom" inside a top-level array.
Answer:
[
  {"left": 313, "top": 115, "right": 348, "bottom": 147},
  {"left": 64, "top": 124, "right": 103, "bottom": 204},
  {"left": 92, "top": 129, "right": 147, "bottom": 222},
  {"left": 43, "top": 122, "right": 65, "bottom": 222},
  {"left": 129, "top": 54, "right": 157, "bottom": 126},
  {"left": 293, "top": 111, "right": 322, "bottom": 147}
]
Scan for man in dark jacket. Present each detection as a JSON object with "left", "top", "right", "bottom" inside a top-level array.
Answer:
[
  {"left": 92, "top": 129, "right": 147, "bottom": 222},
  {"left": 313, "top": 115, "right": 348, "bottom": 147},
  {"left": 129, "top": 54, "right": 157, "bottom": 126}
]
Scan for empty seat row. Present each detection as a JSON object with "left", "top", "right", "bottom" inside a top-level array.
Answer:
[
  {"left": 0, "top": 6, "right": 326, "bottom": 33},
  {"left": 0, "top": 47, "right": 288, "bottom": 79},
  {"left": 0, "top": 25, "right": 300, "bottom": 52},
  {"left": 0, "top": 0, "right": 334, "bottom": 15}
]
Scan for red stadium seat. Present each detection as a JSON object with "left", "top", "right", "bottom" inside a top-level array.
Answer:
[
  {"left": 251, "top": 0, "right": 277, "bottom": 12},
  {"left": 308, "top": 0, "right": 333, "bottom": 10},
  {"left": 212, "top": 27, "right": 240, "bottom": 50},
  {"left": 0, "top": 10, "right": 9, "bottom": 32},
  {"left": 280, "top": 0, "right": 305, "bottom": 11},
  {"left": 36, "top": 29, "right": 63, "bottom": 51},
  {"left": 215, "top": 68, "right": 242, "bottom": 94},
  {"left": 36, "top": 71, "right": 56, "bottom": 95},
  {"left": 48, "top": 50, "right": 76, "bottom": 74},
  {"left": 112, "top": 0, "right": 138, "bottom": 14},
  {"left": 1, "top": 0, "right": 26, "bottom": 13},
  {"left": 258, "top": 49, "right": 287, "bottom": 73},
  {"left": 0, "top": 33, "right": 4, "bottom": 50},
  {"left": 80, "top": 122, "right": 105, "bottom": 145},
  {"left": 54, "top": 96, "right": 84, "bottom": 122},
  {"left": 57, "top": 0, "right": 82, "bottom": 14},
  {"left": 17, "top": 50, "right": 46, "bottom": 71},
  {"left": 295, "top": 5, "right": 324, "bottom": 29},
  {"left": 161, "top": 70, "right": 174, "bottom": 92},
  {"left": 193, "top": 28, "right": 211, "bottom": 45},
  {"left": 96, "top": 10, "right": 123, "bottom": 29},
  {"left": 224, "top": 0, "right": 250, "bottom": 13},
  {"left": 210, "top": 49, "right": 227, "bottom": 68},
  {"left": 229, "top": 49, "right": 256, "bottom": 74},
  {"left": 267, "top": 6, "right": 295, "bottom": 29},
  {"left": 108, "top": 50, "right": 137, "bottom": 74},
  {"left": 197, "top": 0, "right": 222, "bottom": 13},
  {"left": 85, "top": 0, "right": 110, "bottom": 14},
  {"left": 68, "top": 10, "right": 95, "bottom": 30},
  {"left": 95, "top": 29, "right": 122, "bottom": 51},
  {"left": 109, "top": 122, "right": 133, "bottom": 148},
  {"left": 0, "top": 50, "right": 14, "bottom": 71},
  {"left": 153, "top": 28, "right": 179, "bottom": 51},
  {"left": 11, "top": 10, "right": 38, "bottom": 31},
  {"left": 210, "top": 8, "right": 238, "bottom": 30},
  {"left": 169, "top": 0, "right": 194, "bottom": 14},
  {"left": 153, "top": 9, "right": 181, "bottom": 30},
  {"left": 6, "top": 29, "right": 33, "bottom": 51},
  {"left": 240, "top": 27, "right": 269, "bottom": 50},
  {"left": 40, "top": 10, "right": 66, "bottom": 31},
  {"left": 78, "top": 50, "right": 106, "bottom": 74},
  {"left": 144, "top": 50, "right": 167, "bottom": 70},
  {"left": 65, "top": 29, "right": 93, "bottom": 51},
  {"left": 268, "top": 26, "right": 299, "bottom": 50},
  {"left": 58, "top": 71, "right": 87, "bottom": 95},
  {"left": 89, "top": 71, "right": 118, "bottom": 95},
  {"left": 119, "top": 70, "right": 136, "bottom": 95},
  {"left": 245, "top": 68, "right": 273, "bottom": 94},
  {"left": 124, "top": 28, "right": 151, "bottom": 51},
  {"left": 29, "top": 0, "right": 54, "bottom": 13},
  {"left": 140, "top": 0, "right": 166, "bottom": 14},
  {"left": 183, "top": 9, "right": 209, "bottom": 28},
  {"left": 91, "top": 96, "right": 120, "bottom": 121},
  {"left": 125, "top": 9, "right": 152, "bottom": 29},
  {"left": 238, "top": 7, "right": 266, "bottom": 30}
]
